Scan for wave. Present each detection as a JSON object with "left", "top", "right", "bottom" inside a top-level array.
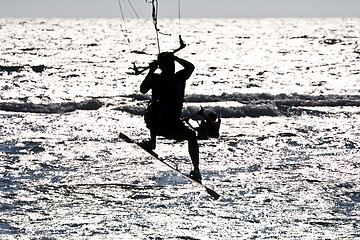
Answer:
[
  {"left": 3, "top": 92, "right": 357, "bottom": 117},
  {"left": 121, "top": 93, "right": 360, "bottom": 118},
  {"left": 187, "top": 93, "right": 360, "bottom": 107},
  {"left": 129, "top": 93, "right": 360, "bottom": 107},
  {"left": 115, "top": 102, "right": 280, "bottom": 118},
  {"left": 0, "top": 99, "right": 102, "bottom": 113}
]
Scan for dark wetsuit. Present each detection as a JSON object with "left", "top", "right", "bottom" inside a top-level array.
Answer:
[{"left": 144, "top": 70, "right": 189, "bottom": 139}]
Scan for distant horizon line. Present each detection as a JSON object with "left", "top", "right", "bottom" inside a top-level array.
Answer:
[{"left": 1, "top": 16, "right": 359, "bottom": 19}]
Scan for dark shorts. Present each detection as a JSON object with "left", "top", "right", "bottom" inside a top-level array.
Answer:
[{"left": 145, "top": 101, "right": 185, "bottom": 139}]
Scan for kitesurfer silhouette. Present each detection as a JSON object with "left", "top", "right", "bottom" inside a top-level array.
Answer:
[{"left": 140, "top": 52, "right": 202, "bottom": 183}]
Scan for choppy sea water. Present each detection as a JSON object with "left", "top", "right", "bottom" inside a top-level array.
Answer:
[{"left": 0, "top": 18, "right": 360, "bottom": 239}]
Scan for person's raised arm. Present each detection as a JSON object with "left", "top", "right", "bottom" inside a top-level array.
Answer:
[
  {"left": 140, "top": 61, "right": 158, "bottom": 94},
  {"left": 174, "top": 56, "right": 195, "bottom": 80}
]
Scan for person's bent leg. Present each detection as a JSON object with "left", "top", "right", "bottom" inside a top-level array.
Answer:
[
  {"left": 150, "top": 130, "right": 157, "bottom": 149},
  {"left": 174, "top": 127, "right": 201, "bottom": 178},
  {"left": 187, "top": 129, "right": 202, "bottom": 183},
  {"left": 187, "top": 129, "right": 199, "bottom": 172}
]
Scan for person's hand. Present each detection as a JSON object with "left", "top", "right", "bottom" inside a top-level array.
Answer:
[
  {"left": 199, "top": 106, "right": 205, "bottom": 115},
  {"left": 149, "top": 61, "right": 158, "bottom": 71},
  {"left": 179, "top": 35, "right": 186, "bottom": 49}
]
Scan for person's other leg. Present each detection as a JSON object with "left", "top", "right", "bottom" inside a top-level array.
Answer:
[{"left": 174, "top": 127, "right": 200, "bottom": 176}]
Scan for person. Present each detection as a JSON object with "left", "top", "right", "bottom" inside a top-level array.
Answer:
[
  {"left": 140, "top": 52, "right": 202, "bottom": 183},
  {"left": 196, "top": 111, "right": 221, "bottom": 140}
]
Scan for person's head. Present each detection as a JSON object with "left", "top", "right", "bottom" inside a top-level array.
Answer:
[
  {"left": 207, "top": 112, "right": 218, "bottom": 122},
  {"left": 158, "top": 52, "right": 175, "bottom": 75}
]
